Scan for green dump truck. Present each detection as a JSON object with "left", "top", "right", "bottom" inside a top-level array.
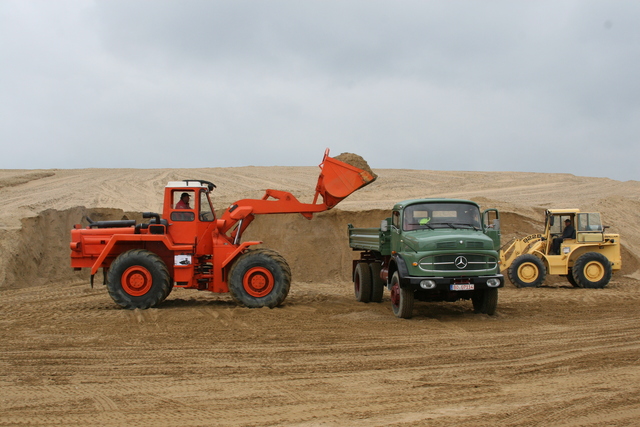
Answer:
[{"left": 348, "top": 199, "right": 504, "bottom": 318}]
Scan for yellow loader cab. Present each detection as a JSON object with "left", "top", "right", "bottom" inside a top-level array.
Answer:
[{"left": 500, "top": 209, "right": 621, "bottom": 288}]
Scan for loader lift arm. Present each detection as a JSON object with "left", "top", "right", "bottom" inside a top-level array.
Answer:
[
  {"left": 219, "top": 149, "right": 376, "bottom": 237},
  {"left": 500, "top": 233, "right": 545, "bottom": 270}
]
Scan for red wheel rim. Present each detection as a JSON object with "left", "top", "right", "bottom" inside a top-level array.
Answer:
[
  {"left": 390, "top": 282, "right": 400, "bottom": 308},
  {"left": 121, "top": 266, "right": 153, "bottom": 296},
  {"left": 243, "top": 267, "right": 274, "bottom": 297}
]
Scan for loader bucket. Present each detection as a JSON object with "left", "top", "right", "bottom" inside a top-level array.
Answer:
[{"left": 314, "top": 149, "right": 377, "bottom": 209}]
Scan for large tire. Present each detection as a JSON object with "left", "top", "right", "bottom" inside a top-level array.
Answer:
[
  {"left": 228, "top": 248, "right": 291, "bottom": 308},
  {"left": 472, "top": 288, "right": 498, "bottom": 315},
  {"left": 390, "top": 272, "right": 414, "bottom": 319},
  {"left": 508, "top": 254, "right": 546, "bottom": 288},
  {"left": 354, "top": 262, "right": 372, "bottom": 303},
  {"left": 566, "top": 269, "right": 581, "bottom": 288},
  {"left": 107, "top": 249, "right": 172, "bottom": 309},
  {"left": 369, "top": 262, "right": 384, "bottom": 303},
  {"left": 572, "top": 252, "right": 612, "bottom": 289}
]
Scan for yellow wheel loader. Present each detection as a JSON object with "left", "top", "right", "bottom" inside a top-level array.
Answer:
[{"left": 500, "top": 209, "right": 621, "bottom": 288}]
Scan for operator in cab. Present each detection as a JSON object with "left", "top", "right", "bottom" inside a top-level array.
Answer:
[
  {"left": 552, "top": 218, "right": 575, "bottom": 254},
  {"left": 175, "top": 192, "right": 191, "bottom": 209}
]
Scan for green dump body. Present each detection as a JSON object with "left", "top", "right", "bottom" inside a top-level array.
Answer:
[{"left": 347, "top": 220, "right": 391, "bottom": 255}]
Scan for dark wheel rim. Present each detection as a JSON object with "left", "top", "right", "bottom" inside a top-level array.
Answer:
[
  {"left": 121, "top": 265, "right": 153, "bottom": 296},
  {"left": 243, "top": 266, "right": 275, "bottom": 297}
]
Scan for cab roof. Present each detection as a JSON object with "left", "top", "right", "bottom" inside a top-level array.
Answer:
[
  {"left": 166, "top": 181, "right": 207, "bottom": 189},
  {"left": 393, "top": 198, "right": 479, "bottom": 211},
  {"left": 165, "top": 180, "right": 216, "bottom": 191},
  {"left": 546, "top": 208, "right": 581, "bottom": 215}
]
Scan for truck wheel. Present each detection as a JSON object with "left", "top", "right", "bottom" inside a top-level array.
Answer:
[
  {"left": 228, "top": 249, "right": 291, "bottom": 308},
  {"left": 390, "top": 272, "right": 414, "bottom": 319},
  {"left": 354, "top": 262, "right": 372, "bottom": 302},
  {"left": 369, "top": 263, "right": 384, "bottom": 303},
  {"left": 572, "top": 252, "right": 612, "bottom": 289},
  {"left": 508, "top": 254, "right": 546, "bottom": 288},
  {"left": 107, "top": 249, "right": 172, "bottom": 309},
  {"left": 472, "top": 288, "right": 498, "bottom": 315}
]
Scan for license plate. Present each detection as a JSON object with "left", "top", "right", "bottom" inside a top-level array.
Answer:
[{"left": 450, "top": 284, "right": 474, "bottom": 291}]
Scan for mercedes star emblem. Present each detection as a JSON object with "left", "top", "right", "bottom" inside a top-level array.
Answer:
[{"left": 455, "top": 256, "right": 468, "bottom": 269}]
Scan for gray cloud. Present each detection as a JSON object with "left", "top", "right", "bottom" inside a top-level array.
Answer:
[{"left": 1, "top": 0, "right": 638, "bottom": 181}]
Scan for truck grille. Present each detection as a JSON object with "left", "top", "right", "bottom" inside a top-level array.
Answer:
[{"left": 418, "top": 254, "right": 497, "bottom": 273}]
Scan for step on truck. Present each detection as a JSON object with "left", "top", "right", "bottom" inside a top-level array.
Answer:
[
  {"left": 348, "top": 199, "right": 504, "bottom": 318},
  {"left": 70, "top": 149, "right": 375, "bottom": 309}
]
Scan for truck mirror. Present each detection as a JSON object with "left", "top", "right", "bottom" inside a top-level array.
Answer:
[{"left": 380, "top": 220, "right": 388, "bottom": 232}]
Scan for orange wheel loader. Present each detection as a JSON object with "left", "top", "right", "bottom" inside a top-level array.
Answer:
[{"left": 70, "top": 149, "right": 375, "bottom": 309}]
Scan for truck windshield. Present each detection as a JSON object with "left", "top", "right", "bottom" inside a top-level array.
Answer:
[{"left": 403, "top": 202, "right": 481, "bottom": 231}]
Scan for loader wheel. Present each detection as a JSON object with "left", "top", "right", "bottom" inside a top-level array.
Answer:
[
  {"left": 572, "top": 252, "right": 612, "bottom": 289},
  {"left": 228, "top": 249, "right": 291, "bottom": 308},
  {"left": 107, "top": 249, "right": 172, "bottom": 309},
  {"left": 390, "top": 272, "right": 414, "bottom": 319},
  {"left": 566, "top": 269, "right": 581, "bottom": 288},
  {"left": 508, "top": 254, "right": 546, "bottom": 288},
  {"left": 472, "top": 288, "right": 498, "bottom": 315},
  {"left": 370, "top": 262, "right": 384, "bottom": 303},
  {"left": 354, "top": 262, "right": 372, "bottom": 303}
]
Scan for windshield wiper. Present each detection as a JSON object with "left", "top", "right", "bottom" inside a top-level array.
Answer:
[
  {"left": 406, "top": 223, "right": 434, "bottom": 230},
  {"left": 456, "top": 223, "right": 480, "bottom": 231}
]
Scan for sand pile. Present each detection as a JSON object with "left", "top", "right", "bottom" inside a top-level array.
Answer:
[
  {"left": 334, "top": 152, "right": 378, "bottom": 181},
  {"left": 0, "top": 166, "right": 638, "bottom": 289},
  {"left": 2, "top": 165, "right": 640, "bottom": 427}
]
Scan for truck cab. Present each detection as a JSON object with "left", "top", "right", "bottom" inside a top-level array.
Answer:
[
  {"left": 348, "top": 198, "right": 504, "bottom": 318},
  {"left": 387, "top": 199, "right": 503, "bottom": 289}
]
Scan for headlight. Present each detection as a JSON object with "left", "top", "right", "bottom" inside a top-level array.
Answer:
[
  {"left": 420, "top": 280, "right": 437, "bottom": 289},
  {"left": 486, "top": 278, "right": 501, "bottom": 287}
]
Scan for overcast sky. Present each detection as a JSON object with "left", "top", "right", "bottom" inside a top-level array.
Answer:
[{"left": 1, "top": 1, "right": 638, "bottom": 181}]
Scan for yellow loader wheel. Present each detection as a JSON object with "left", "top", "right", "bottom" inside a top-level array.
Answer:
[
  {"left": 572, "top": 252, "right": 612, "bottom": 289},
  {"left": 508, "top": 254, "right": 546, "bottom": 288}
]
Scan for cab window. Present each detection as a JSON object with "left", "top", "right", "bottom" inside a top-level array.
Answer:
[
  {"left": 577, "top": 213, "right": 602, "bottom": 232},
  {"left": 173, "top": 190, "right": 195, "bottom": 210},
  {"left": 171, "top": 190, "right": 195, "bottom": 221},
  {"left": 199, "top": 191, "right": 215, "bottom": 222},
  {"left": 550, "top": 215, "right": 573, "bottom": 235},
  {"left": 392, "top": 211, "right": 400, "bottom": 229}
]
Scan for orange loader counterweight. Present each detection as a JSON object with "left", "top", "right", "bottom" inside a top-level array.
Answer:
[{"left": 70, "top": 149, "right": 375, "bottom": 310}]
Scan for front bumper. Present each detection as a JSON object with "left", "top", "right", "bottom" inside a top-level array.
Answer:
[{"left": 400, "top": 274, "right": 505, "bottom": 291}]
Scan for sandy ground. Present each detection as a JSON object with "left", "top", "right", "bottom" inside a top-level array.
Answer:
[{"left": 1, "top": 159, "right": 639, "bottom": 425}]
